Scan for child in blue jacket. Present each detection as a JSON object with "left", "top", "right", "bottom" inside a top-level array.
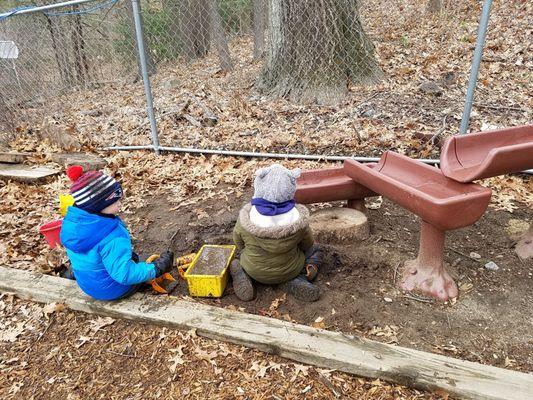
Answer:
[{"left": 60, "top": 165, "right": 173, "bottom": 301}]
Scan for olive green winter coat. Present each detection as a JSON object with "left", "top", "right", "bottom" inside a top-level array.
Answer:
[{"left": 232, "top": 204, "right": 314, "bottom": 284}]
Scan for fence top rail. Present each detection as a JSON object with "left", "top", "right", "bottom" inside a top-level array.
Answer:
[{"left": 0, "top": 0, "right": 98, "bottom": 19}]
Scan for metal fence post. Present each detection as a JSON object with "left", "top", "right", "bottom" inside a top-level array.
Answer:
[
  {"left": 130, "top": 0, "right": 160, "bottom": 154},
  {"left": 459, "top": 0, "right": 493, "bottom": 135}
]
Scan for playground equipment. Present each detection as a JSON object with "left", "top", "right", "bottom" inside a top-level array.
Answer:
[
  {"left": 295, "top": 125, "right": 533, "bottom": 301},
  {"left": 344, "top": 152, "right": 491, "bottom": 300},
  {"left": 440, "top": 125, "right": 533, "bottom": 182},
  {"left": 295, "top": 166, "right": 375, "bottom": 211}
]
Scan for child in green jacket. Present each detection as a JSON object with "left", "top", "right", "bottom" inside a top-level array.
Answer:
[{"left": 231, "top": 164, "right": 322, "bottom": 302}]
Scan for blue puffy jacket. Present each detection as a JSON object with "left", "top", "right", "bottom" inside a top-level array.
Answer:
[{"left": 60, "top": 206, "right": 156, "bottom": 300}]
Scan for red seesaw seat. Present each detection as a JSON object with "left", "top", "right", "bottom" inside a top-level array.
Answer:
[
  {"left": 344, "top": 151, "right": 492, "bottom": 301},
  {"left": 295, "top": 166, "right": 376, "bottom": 206},
  {"left": 440, "top": 125, "right": 533, "bottom": 183},
  {"left": 344, "top": 152, "right": 491, "bottom": 231}
]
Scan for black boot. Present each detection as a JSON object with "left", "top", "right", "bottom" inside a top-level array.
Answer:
[
  {"left": 280, "top": 276, "right": 320, "bottom": 302},
  {"left": 304, "top": 245, "right": 323, "bottom": 282},
  {"left": 59, "top": 264, "right": 75, "bottom": 280},
  {"left": 229, "top": 260, "right": 255, "bottom": 301}
]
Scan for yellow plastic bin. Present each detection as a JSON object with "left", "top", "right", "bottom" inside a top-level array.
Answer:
[
  {"left": 184, "top": 245, "right": 236, "bottom": 297},
  {"left": 59, "top": 194, "right": 75, "bottom": 216}
]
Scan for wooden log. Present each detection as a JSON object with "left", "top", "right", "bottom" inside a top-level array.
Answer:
[
  {"left": 51, "top": 152, "right": 106, "bottom": 171},
  {"left": 0, "top": 164, "right": 58, "bottom": 182},
  {"left": 0, "top": 152, "right": 31, "bottom": 164},
  {"left": 0, "top": 266, "right": 531, "bottom": 400}
]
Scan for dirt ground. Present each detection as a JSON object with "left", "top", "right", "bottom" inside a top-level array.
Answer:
[{"left": 130, "top": 185, "right": 533, "bottom": 373}]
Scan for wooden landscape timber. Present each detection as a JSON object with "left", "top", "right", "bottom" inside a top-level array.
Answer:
[
  {"left": 0, "top": 151, "right": 31, "bottom": 164},
  {"left": 0, "top": 164, "right": 58, "bottom": 182},
  {"left": 0, "top": 266, "right": 531, "bottom": 400}
]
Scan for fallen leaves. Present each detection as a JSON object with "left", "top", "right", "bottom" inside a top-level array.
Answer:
[
  {"left": 312, "top": 316, "right": 326, "bottom": 329},
  {"left": 0, "top": 322, "right": 25, "bottom": 343},
  {"left": 367, "top": 325, "right": 399, "bottom": 345},
  {"left": 43, "top": 302, "right": 66, "bottom": 319},
  {"left": 168, "top": 345, "right": 186, "bottom": 373},
  {"left": 193, "top": 347, "right": 219, "bottom": 365},
  {"left": 88, "top": 317, "right": 115, "bottom": 332},
  {"left": 75, "top": 335, "right": 91, "bottom": 348}
]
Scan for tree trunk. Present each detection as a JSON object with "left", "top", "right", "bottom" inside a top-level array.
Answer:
[
  {"left": 209, "top": 0, "right": 233, "bottom": 71},
  {"left": 426, "top": 0, "right": 443, "bottom": 14},
  {"left": 45, "top": 16, "right": 73, "bottom": 86},
  {"left": 253, "top": 0, "right": 266, "bottom": 59},
  {"left": 259, "top": 0, "right": 381, "bottom": 104},
  {"left": 180, "top": 0, "right": 211, "bottom": 60},
  {"left": 163, "top": 0, "right": 182, "bottom": 57},
  {"left": 72, "top": 7, "right": 90, "bottom": 86},
  {"left": 0, "top": 96, "right": 14, "bottom": 137},
  {"left": 126, "top": 0, "right": 157, "bottom": 76}
]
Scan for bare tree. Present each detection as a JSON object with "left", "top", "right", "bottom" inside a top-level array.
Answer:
[
  {"left": 0, "top": 96, "right": 14, "bottom": 139},
  {"left": 45, "top": 15, "right": 73, "bottom": 86},
  {"left": 209, "top": 0, "right": 232, "bottom": 71},
  {"left": 180, "top": 0, "right": 211, "bottom": 60},
  {"left": 253, "top": 0, "right": 266, "bottom": 59},
  {"left": 72, "top": 6, "right": 90, "bottom": 85},
  {"left": 259, "top": 0, "right": 381, "bottom": 104},
  {"left": 163, "top": 0, "right": 182, "bottom": 57}
]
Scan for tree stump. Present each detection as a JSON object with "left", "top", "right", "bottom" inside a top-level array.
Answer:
[
  {"left": 51, "top": 153, "right": 106, "bottom": 171},
  {"left": 310, "top": 207, "right": 369, "bottom": 244}
]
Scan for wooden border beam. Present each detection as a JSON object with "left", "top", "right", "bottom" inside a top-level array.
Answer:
[{"left": 0, "top": 266, "right": 531, "bottom": 399}]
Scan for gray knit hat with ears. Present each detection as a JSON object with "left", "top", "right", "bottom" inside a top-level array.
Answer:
[{"left": 253, "top": 164, "right": 301, "bottom": 203}]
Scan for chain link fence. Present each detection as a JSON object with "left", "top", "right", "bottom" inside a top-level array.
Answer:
[
  {"left": 0, "top": 0, "right": 259, "bottom": 139},
  {"left": 0, "top": 0, "right": 530, "bottom": 156},
  {"left": 0, "top": 1, "right": 129, "bottom": 133}
]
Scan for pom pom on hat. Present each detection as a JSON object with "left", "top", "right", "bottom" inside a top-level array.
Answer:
[{"left": 67, "top": 165, "right": 84, "bottom": 182}]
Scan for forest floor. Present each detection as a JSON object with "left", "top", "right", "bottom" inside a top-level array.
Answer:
[{"left": 1, "top": 0, "right": 532, "bottom": 398}]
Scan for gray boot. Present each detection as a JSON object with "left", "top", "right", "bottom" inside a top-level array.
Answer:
[
  {"left": 280, "top": 276, "right": 320, "bottom": 302},
  {"left": 229, "top": 260, "right": 255, "bottom": 301}
]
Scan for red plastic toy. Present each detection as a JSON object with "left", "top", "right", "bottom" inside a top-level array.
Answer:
[{"left": 39, "top": 219, "right": 63, "bottom": 249}]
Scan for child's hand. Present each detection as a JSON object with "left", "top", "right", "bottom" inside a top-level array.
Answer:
[{"left": 152, "top": 251, "right": 174, "bottom": 277}]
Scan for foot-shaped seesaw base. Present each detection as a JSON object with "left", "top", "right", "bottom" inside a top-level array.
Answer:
[
  {"left": 399, "top": 221, "right": 458, "bottom": 301},
  {"left": 515, "top": 222, "right": 533, "bottom": 260}
]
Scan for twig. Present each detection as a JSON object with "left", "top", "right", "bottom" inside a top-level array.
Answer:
[
  {"left": 318, "top": 373, "right": 341, "bottom": 398},
  {"left": 403, "top": 293, "right": 435, "bottom": 303},
  {"left": 189, "top": 93, "right": 218, "bottom": 125},
  {"left": 430, "top": 113, "right": 449, "bottom": 144},
  {"left": 183, "top": 114, "right": 202, "bottom": 128},
  {"left": 106, "top": 350, "right": 139, "bottom": 359},
  {"left": 473, "top": 103, "right": 524, "bottom": 112},
  {"left": 37, "top": 317, "right": 54, "bottom": 342},
  {"left": 449, "top": 248, "right": 480, "bottom": 262},
  {"left": 168, "top": 230, "right": 180, "bottom": 250},
  {"left": 133, "top": 100, "right": 191, "bottom": 134},
  {"left": 393, "top": 261, "right": 401, "bottom": 284},
  {"left": 446, "top": 313, "right": 451, "bottom": 329},
  {"left": 354, "top": 91, "right": 382, "bottom": 109}
]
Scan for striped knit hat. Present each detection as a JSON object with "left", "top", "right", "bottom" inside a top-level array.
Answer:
[{"left": 67, "top": 165, "right": 123, "bottom": 213}]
